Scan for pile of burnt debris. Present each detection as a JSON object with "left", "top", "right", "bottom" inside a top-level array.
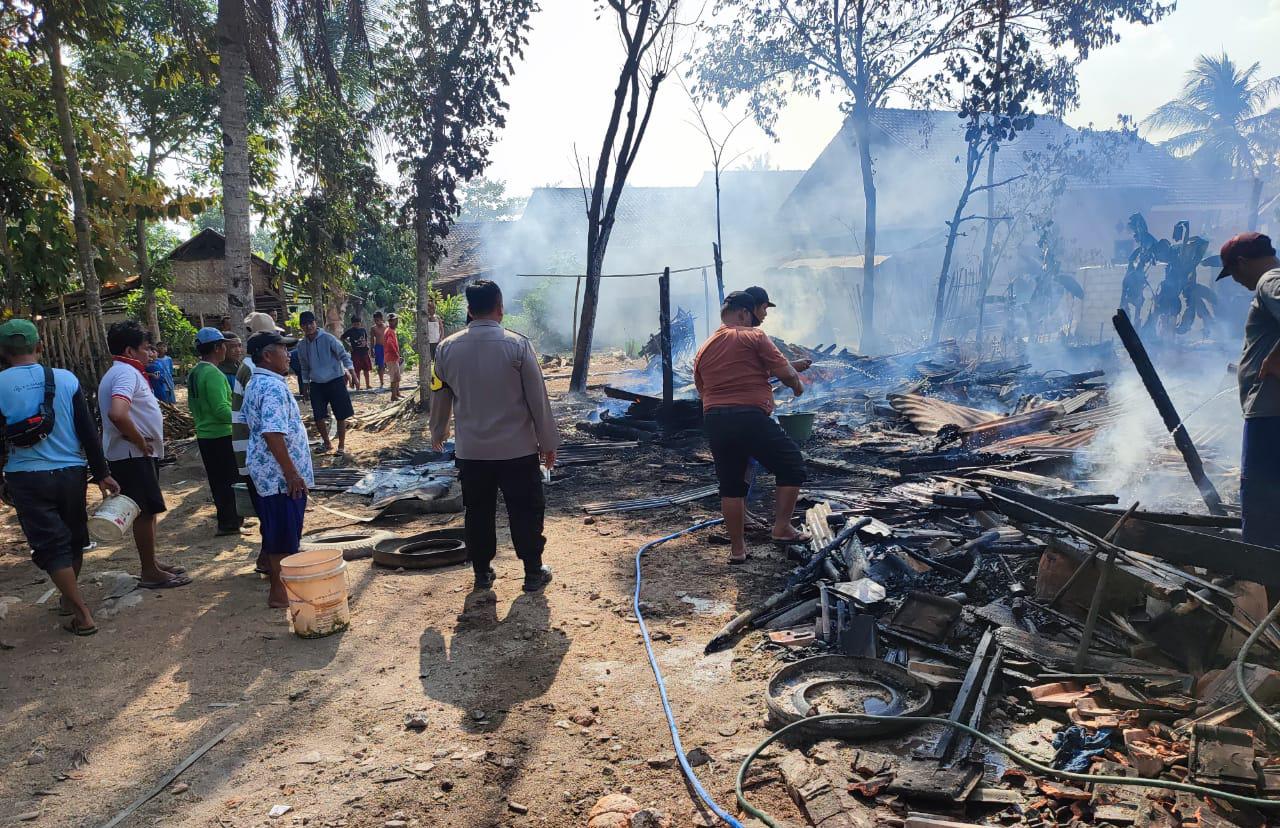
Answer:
[{"left": 572, "top": 311, "right": 1280, "bottom": 826}]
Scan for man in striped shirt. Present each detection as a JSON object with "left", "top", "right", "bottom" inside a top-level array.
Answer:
[{"left": 233, "top": 312, "right": 283, "bottom": 572}]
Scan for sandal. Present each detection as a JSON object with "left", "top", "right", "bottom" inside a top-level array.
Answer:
[
  {"left": 158, "top": 564, "right": 187, "bottom": 575},
  {"left": 140, "top": 573, "right": 192, "bottom": 590},
  {"left": 728, "top": 553, "right": 751, "bottom": 565},
  {"left": 771, "top": 529, "right": 812, "bottom": 546},
  {"left": 63, "top": 619, "right": 98, "bottom": 636}
]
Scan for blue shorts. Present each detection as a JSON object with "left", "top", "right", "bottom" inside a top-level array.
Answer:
[
  {"left": 251, "top": 490, "right": 307, "bottom": 557},
  {"left": 373, "top": 344, "right": 385, "bottom": 369}
]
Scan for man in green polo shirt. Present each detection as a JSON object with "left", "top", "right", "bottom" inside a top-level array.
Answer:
[{"left": 188, "top": 327, "right": 242, "bottom": 535}]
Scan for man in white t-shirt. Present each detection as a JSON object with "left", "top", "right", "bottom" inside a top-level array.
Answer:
[
  {"left": 98, "top": 320, "right": 190, "bottom": 589},
  {"left": 427, "top": 298, "right": 443, "bottom": 358}
]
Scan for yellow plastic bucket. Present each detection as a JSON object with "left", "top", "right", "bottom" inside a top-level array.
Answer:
[
  {"left": 88, "top": 494, "right": 141, "bottom": 542},
  {"left": 279, "top": 550, "right": 349, "bottom": 638}
]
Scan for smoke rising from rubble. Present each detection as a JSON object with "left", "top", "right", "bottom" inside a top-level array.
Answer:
[{"left": 1086, "top": 356, "right": 1241, "bottom": 511}]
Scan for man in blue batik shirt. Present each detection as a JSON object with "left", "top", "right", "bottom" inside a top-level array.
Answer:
[{"left": 242, "top": 330, "right": 311, "bottom": 608}]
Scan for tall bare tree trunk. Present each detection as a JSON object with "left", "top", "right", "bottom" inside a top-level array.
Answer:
[
  {"left": 569, "top": 238, "right": 606, "bottom": 392},
  {"left": 413, "top": 166, "right": 433, "bottom": 411},
  {"left": 46, "top": 22, "right": 107, "bottom": 360},
  {"left": 974, "top": 2, "right": 1007, "bottom": 355},
  {"left": 138, "top": 141, "right": 160, "bottom": 340},
  {"left": 851, "top": 107, "right": 878, "bottom": 353},
  {"left": 218, "top": 0, "right": 255, "bottom": 330}
]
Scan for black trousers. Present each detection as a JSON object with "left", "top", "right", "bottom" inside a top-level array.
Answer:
[
  {"left": 197, "top": 435, "right": 242, "bottom": 531},
  {"left": 457, "top": 454, "right": 546, "bottom": 577}
]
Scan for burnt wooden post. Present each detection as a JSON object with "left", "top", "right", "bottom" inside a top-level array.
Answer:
[
  {"left": 659, "top": 267, "right": 674, "bottom": 413},
  {"left": 712, "top": 242, "right": 725, "bottom": 304},
  {"left": 1112, "top": 309, "right": 1225, "bottom": 516}
]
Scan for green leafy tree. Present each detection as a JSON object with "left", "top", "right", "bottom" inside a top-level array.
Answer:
[
  {"left": 273, "top": 77, "right": 382, "bottom": 326},
  {"left": 205, "top": 0, "right": 374, "bottom": 329},
  {"left": 79, "top": 0, "right": 218, "bottom": 339},
  {"left": 19, "top": 0, "right": 125, "bottom": 359},
  {"left": 125, "top": 287, "right": 198, "bottom": 360},
  {"left": 377, "top": 0, "right": 536, "bottom": 406},
  {"left": 458, "top": 177, "right": 526, "bottom": 221},
  {"left": 568, "top": 0, "right": 681, "bottom": 393}
]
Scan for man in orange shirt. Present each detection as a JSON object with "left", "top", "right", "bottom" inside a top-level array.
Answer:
[
  {"left": 693, "top": 291, "right": 810, "bottom": 563},
  {"left": 384, "top": 313, "right": 403, "bottom": 401}
]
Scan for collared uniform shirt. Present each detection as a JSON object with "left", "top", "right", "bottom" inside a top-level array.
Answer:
[
  {"left": 242, "top": 367, "right": 314, "bottom": 495},
  {"left": 429, "top": 319, "right": 559, "bottom": 461}
]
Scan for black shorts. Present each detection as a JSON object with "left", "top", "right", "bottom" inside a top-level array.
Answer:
[
  {"left": 5, "top": 466, "right": 91, "bottom": 572},
  {"left": 109, "top": 456, "right": 167, "bottom": 515},
  {"left": 310, "top": 376, "right": 355, "bottom": 422},
  {"left": 704, "top": 406, "right": 807, "bottom": 498}
]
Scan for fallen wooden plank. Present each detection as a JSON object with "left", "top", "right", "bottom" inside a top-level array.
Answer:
[{"left": 985, "top": 486, "right": 1280, "bottom": 585}]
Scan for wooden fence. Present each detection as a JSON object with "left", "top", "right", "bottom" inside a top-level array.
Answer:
[{"left": 36, "top": 313, "right": 109, "bottom": 393}]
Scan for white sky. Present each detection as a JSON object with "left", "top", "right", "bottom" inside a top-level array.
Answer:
[{"left": 480, "top": 0, "right": 1280, "bottom": 196}]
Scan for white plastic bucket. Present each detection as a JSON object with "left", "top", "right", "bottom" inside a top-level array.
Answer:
[
  {"left": 279, "top": 551, "right": 349, "bottom": 638},
  {"left": 88, "top": 494, "right": 141, "bottom": 542}
]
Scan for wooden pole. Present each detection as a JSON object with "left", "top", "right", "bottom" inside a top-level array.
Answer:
[
  {"left": 571, "top": 276, "right": 581, "bottom": 357},
  {"left": 1112, "top": 309, "right": 1225, "bottom": 515},
  {"left": 659, "top": 267, "right": 673, "bottom": 415},
  {"left": 701, "top": 266, "right": 711, "bottom": 339},
  {"left": 712, "top": 242, "right": 725, "bottom": 304}
]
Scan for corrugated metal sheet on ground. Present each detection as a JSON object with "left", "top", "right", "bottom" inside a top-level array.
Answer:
[{"left": 888, "top": 394, "right": 1002, "bottom": 435}]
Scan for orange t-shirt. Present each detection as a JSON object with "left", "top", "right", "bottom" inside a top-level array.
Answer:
[
  {"left": 383, "top": 327, "right": 401, "bottom": 361},
  {"left": 693, "top": 325, "right": 792, "bottom": 413}
]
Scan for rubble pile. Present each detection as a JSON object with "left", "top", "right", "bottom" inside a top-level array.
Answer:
[{"left": 582, "top": 325, "right": 1280, "bottom": 825}]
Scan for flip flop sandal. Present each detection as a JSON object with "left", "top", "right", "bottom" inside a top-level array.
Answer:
[
  {"left": 63, "top": 619, "right": 98, "bottom": 636},
  {"left": 140, "top": 573, "right": 192, "bottom": 590},
  {"left": 728, "top": 554, "right": 751, "bottom": 565},
  {"left": 159, "top": 565, "right": 188, "bottom": 575},
  {"left": 771, "top": 531, "right": 813, "bottom": 546}
]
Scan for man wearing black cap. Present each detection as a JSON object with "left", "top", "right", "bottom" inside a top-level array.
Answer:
[
  {"left": 1217, "top": 232, "right": 1280, "bottom": 559},
  {"left": 693, "top": 291, "right": 809, "bottom": 564},
  {"left": 241, "top": 330, "right": 310, "bottom": 607},
  {"left": 745, "top": 285, "right": 813, "bottom": 373}
]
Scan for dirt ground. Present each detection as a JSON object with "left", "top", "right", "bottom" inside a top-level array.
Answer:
[{"left": 0, "top": 356, "right": 809, "bottom": 828}]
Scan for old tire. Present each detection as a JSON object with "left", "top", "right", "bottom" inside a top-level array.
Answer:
[
  {"left": 300, "top": 529, "right": 399, "bottom": 561},
  {"left": 372, "top": 533, "right": 468, "bottom": 570}
]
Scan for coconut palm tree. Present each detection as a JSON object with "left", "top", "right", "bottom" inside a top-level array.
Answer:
[
  {"left": 205, "top": 0, "right": 372, "bottom": 329},
  {"left": 1142, "top": 52, "right": 1280, "bottom": 177}
]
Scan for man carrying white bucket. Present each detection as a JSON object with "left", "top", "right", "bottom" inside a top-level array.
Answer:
[
  {"left": 100, "top": 320, "right": 190, "bottom": 589},
  {"left": 0, "top": 319, "right": 119, "bottom": 635},
  {"left": 242, "top": 330, "right": 311, "bottom": 608}
]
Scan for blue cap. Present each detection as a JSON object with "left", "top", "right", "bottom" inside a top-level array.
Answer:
[{"left": 195, "top": 327, "right": 229, "bottom": 345}]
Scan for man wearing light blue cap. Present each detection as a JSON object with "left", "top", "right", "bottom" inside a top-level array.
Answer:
[{"left": 188, "top": 326, "right": 242, "bottom": 535}]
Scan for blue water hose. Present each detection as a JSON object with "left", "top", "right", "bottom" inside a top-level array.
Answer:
[{"left": 633, "top": 516, "right": 744, "bottom": 828}]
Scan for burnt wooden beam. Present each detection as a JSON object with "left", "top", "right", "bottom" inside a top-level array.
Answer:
[
  {"left": 1112, "top": 309, "right": 1225, "bottom": 515},
  {"left": 658, "top": 267, "right": 674, "bottom": 413},
  {"left": 984, "top": 486, "right": 1280, "bottom": 586}
]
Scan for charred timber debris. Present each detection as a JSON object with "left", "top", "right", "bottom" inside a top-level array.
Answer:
[{"left": 567, "top": 325, "right": 1280, "bottom": 826}]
